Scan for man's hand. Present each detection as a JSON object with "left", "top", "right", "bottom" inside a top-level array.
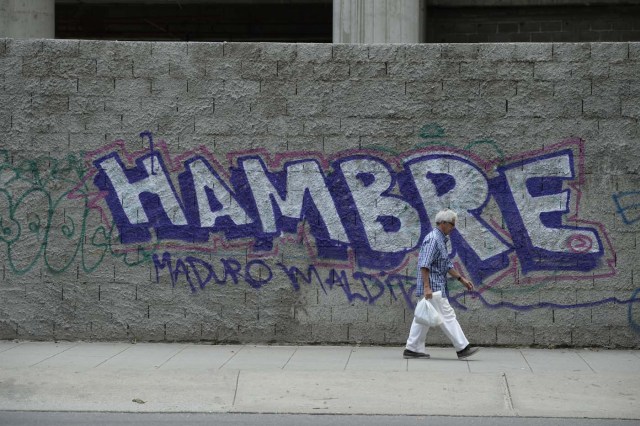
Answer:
[
  {"left": 460, "top": 277, "right": 474, "bottom": 291},
  {"left": 424, "top": 289, "right": 433, "bottom": 300}
]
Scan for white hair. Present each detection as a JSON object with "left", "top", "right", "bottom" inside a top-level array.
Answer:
[{"left": 435, "top": 209, "right": 457, "bottom": 224}]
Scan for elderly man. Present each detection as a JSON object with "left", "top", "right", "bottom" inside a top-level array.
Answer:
[{"left": 403, "top": 209, "right": 480, "bottom": 360}]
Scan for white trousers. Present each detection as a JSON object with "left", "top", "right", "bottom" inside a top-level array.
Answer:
[{"left": 405, "top": 291, "right": 469, "bottom": 353}]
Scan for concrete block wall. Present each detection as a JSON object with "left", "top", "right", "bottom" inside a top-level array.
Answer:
[{"left": 0, "top": 39, "right": 639, "bottom": 348}]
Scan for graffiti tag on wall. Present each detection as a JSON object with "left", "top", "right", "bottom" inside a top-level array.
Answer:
[{"left": 88, "top": 134, "right": 614, "bottom": 285}]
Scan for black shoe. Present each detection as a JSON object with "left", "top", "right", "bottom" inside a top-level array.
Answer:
[
  {"left": 456, "top": 345, "right": 480, "bottom": 359},
  {"left": 403, "top": 349, "right": 430, "bottom": 359}
]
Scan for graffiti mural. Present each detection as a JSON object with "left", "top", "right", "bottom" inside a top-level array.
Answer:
[
  {"left": 87, "top": 134, "right": 612, "bottom": 276},
  {"left": 1, "top": 128, "right": 638, "bottom": 336}
]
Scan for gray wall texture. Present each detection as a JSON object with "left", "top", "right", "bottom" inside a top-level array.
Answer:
[{"left": 0, "top": 39, "right": 639, "bottom": 348}]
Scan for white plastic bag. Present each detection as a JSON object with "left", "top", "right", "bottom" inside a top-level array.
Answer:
[{"left": 414, "top": 298, "right": 443, "bottom": 327}]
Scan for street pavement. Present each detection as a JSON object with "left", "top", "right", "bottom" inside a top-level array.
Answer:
[{"left": 0, "top": 341, "right": 638, "bottom": 420}]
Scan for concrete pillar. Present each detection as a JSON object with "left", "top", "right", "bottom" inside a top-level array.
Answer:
[
  {"left": 333, "top": 0, "right": 425, "bottom": 43},
  {"left": 0, "top": 0, "right": 55, "bottom": 39}
]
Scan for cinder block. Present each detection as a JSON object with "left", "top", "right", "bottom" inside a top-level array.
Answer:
[
  {"left": 514, "top": 309, "right": 553, "bottom": 326},
  {"left": 240, "top": 61, "right": 277, "bottom": 81},
  {"left": 322, "top": 135, "right": 362, "bottom": 153},
  {"left": 609, "top": 328, "right": 640, "bottom": 348},
  {"left": 296, "top": 43, "right": 333, "bottom": 63},
  {"left": 516, "top": 80, "right": 554, "bottom": 97},
  {"left": 166, "top": 321, "right": 202, "bottom": 342},
  {"left": 152, "top": 42, "right": 187, "bottom": 59},
  {"left": 48, "top": 113, "right": 86, "bottom": 133},
  {"left": 287, "top": 97, "right": 325, "bottom": 117},
  {"left": 383, "top": 323, "right": 410, "bottom": 344},
  {"left": 460, "top": 61, "right": 533, "bottom": 80},
  {"left": 134, "top": 58, "right": 169, "bottom": 78},
  {"left": 205, "top": 59, "right": 242, "bottom": 80},
  {"left": 622, "top": 98, "right": 640, "bottom": 118},
  {"left": 187, "top": 42, "right": 223, "bottom": 62},
  {"left": 402, "top": 44, "right": 441, "bottom": 62},
  {"left": 405, "top": 81, "right": 443, "bottom": 101},
  {"left": 480, "top": 80, "right": 517, "bottom": 97},
  {"left": 177, "top": 97, "right": 214, "bottom": 116},
  {"left": 115, "top": 78, "right": 151, "bottom": 97},
  {"left": 20, "top": 56, "right": 52, "bottom": 77},
  {"left": 583, "top": 95, "right": 621, "bottom": 118},
  {"left": 30, "top": 95, "right": 69, "bottom": 114},
  {"left": 347, "top": 323, "right": 386, "bottom": 344},
  {"left": 2, "top": 75, "right": 39, "bottom": 94},
  {"left": 341, "top": 118, "right": 415, "bottom": 138},
  {"left": 514, "top": 43, "right": 553, "bottom": 61},
  {"left": 534, "top": 62, "right": 572, "bottom": 80},
  {"left": 610, "top": 61, "right": 640, "bottom": 79},
  {"left": 478, "top": 43, "right": 516, "bottom": 61},
  {"left": 126, "top": 320, "right": 165, "bottom": 341},
  {"left": 38, "top": 78, "right": 78, "bottom": 95},
  {"left": 78, "top": 77, "right": 115, "bottom": 95},
  {"left": 54, "top": 58, "right": 97, "bottom": 78},
  {"left": 630, "top": 43, "right": 640, "bottom": 60},
  {"left": 79, "top": 40, "right": 152, "bottom": 61},
  {"left": 554, "top": 79, "right": 592, "bottom": 97},
  {"left": 590, "top": 42, "right": 629, "bottom": 62},
  {"left": 295, "top": 305, "right": 331, "bottom": 324},
  {"left": 151, "top": 77, "right": 187, "bottom": 96},
  {"left": 253, "top": 95, "right": 287, "bottom": 119},
  {"left": 224, "top": 43, "right": 262, "bottom": 60},
  {"left": 0, "top": 321, "right": 18, "bottom": 339},
  {"left": 313, "top": 62, "right": 350, "bottom": 81},
  {"left": 257, "top": 81, "right": 295, "bottom": 98},
  {"left": 332, "top": 44, "right": 368, "bottom": 62},
  {"left": 169, "top": 58, "right": 205, "bottom": 79},
  {"left": 275, "top": 60, "right": 314, "bottom": 80},
  {"left": 553, "top": 43, "right": 591, "bottom": 62},
  {"left": 6, "top": 39, "right": 42, "bottom": 57},
  {"left": 497, "top": 324, "right": 534, "bottom": 345},
  {"left": 224, "top": 79, "right": 260, "bottom": 97},
  {"left": 302, "top": 118, "right": 341, "bottom": 136},
  {"left": 442, "top": 44, "right": 479, "bottom": 60},
  {"left": 331, "top": 305, "right": 367, "bottom": 324},
  {"left": 311, "top": 323, "right": 348, "bottom": 343},
  {"left": 571, "top": 326, "right": 611, "bottom": 347},
  {"left": 570, "top": 61, "right": 610, "bottom": 79},
  {"left": 274, "top": 322, "right": 312, "bottom": 343},
  {"left": 462, "top": 324, "right": 498, "bottom": 346},
  {"left": 262, "top": 43, "right": 297, "bottom": 62},
  {"left": 186, "top": 78, "right": 225, "bottom": 98},
  {"left": 84, "top": 113, "right": 123, "bottom": 133},
  {"left": 366, "top": 305, "right": 404, "bottom": 324},
  {"left": 533, "top": 325, "right": 573, "bottom": 346},
  {"left": 265, "top": 117, "right": 302, "bottom": 136},
  {"left": 43, "top": 40, "right": 79, "bottom": 57},
  {"left": 97, "top": 59, "right": 134, "bottom": 78},
  {"left": 368, "top": 44, "right": 403, "bottom": 62},
  {"left": 349, "top": 62, "right": 387, "bottom": 79},
  {"left": 387, "top": 61, "right": 458, "bottom": 80},
  {"left": 236, "top": 323, "right": 277, "bottom": 343},
  {"left": 592, "top": 302, "right": 631, "bottom": 327}
]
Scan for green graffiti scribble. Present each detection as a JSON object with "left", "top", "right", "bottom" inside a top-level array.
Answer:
[
  {"left": 419, "top": 123, "right": 446, "bottom": 139},
  {"left": 0, "top": 152, "right": 160, "bottom": 276},
  {"left": 414, "top": 124, "right": 505, "bottom": 163}
]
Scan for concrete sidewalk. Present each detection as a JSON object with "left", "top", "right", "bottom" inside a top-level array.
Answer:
[{"left": 0, "top": 341, "right": 638, "bottom": 419}]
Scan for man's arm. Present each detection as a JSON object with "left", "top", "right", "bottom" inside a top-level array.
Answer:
[
  {"left": 421, "top": 267, "right": 433, "bottom": 299},
  {"left": 448, "top": 268, "right": 474, "bottom": 291}
]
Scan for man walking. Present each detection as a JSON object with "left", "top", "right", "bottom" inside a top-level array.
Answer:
[{"left": 403, "top": 209, "right": 480, "bottom": 360}]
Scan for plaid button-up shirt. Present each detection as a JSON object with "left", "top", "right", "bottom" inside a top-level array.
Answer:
[{"left": 415, "top": 228, "right": 454, "bottom": 297}]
